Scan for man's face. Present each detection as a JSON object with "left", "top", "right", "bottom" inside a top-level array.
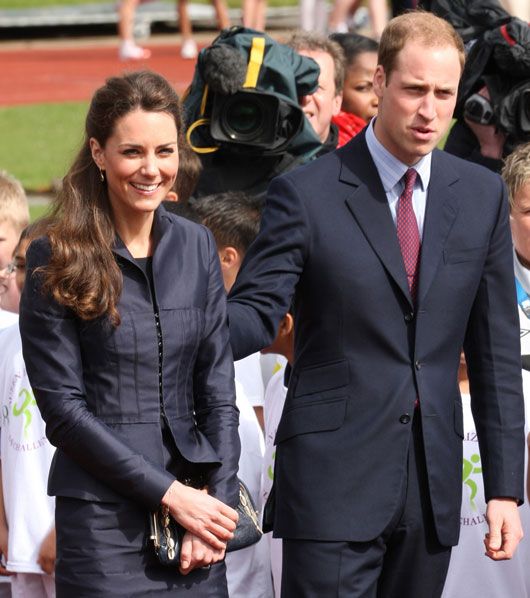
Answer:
[
  {"left": 373, "top": 40, "right": 461, "bottom": 165},
  {"left": 298, "top": 49, "right": 342, "bottom": 144},
  {"left": 511, "top": 182, "right": 530, "bottom": 267}
]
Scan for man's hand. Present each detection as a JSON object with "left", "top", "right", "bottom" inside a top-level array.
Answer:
[
  {"left": 484, "top": 498, "right": 523, "bottom": 560},
  {"left": 179, "top": 531, "right": 226, "bottom": 575},
  {"left": 37, "top": 527, "right": 56, "bottom": 574}
]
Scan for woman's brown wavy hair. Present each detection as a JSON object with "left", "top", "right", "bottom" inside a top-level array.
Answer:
[{"left": 42, "top": 71, "right": 186, "bottom": 325}]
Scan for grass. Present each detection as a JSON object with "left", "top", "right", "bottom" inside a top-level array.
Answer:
[{"left": 0, "top": 102, "right": 87, "bottom": 191}]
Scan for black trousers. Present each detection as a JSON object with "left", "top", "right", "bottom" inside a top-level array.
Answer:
[{"left": 281, "top": 415, "right": 452, "bottom": 598}]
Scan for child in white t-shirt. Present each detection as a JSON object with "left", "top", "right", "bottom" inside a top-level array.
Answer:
[
  {"left": 193, "top": 191, "right": 272, "bottom": 597},
  {"left": 260, "top": 310, "right": 294, "bottom": 597},
  {"left": 441, "top": 354, "right": 530, "bottom": 598},
  {"left": 0, "top": 222, "right": 55, "bottom": 598}
]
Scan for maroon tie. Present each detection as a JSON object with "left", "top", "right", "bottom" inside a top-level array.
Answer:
[{"left": 396, "top": 168, "right": 420, "bottom": 302}]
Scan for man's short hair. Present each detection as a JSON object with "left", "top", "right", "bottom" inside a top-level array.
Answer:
[
  {"left": 288, "top": 31, "right": 345, "bottom": 95},
  {"left": 192, "top": 192, "right": 262, "bottom": 253},
  {"left": 0, "top": 170, "right": 29, "bottom": 233},
  {"left": 502, "top": 142, "right": 530, "bottom": 209},
  {"left": 378, "top": 11, "right": 465, "bottom": 82}
]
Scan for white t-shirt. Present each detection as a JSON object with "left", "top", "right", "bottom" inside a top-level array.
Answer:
[
  {"left": 261, "top": 363, "right": 288, "bottom": 598},
  {"left": 0, "top": 323, "right": 55, "bottom": 574},
  {"left": 234, "top": 352, "right": 265, "bottom": 408},
  {"left": 225, "top": 355, "right": 272, "bottom": 598},
  {"left": 0, "top": 310, "right": 17, "bottom": 331}
]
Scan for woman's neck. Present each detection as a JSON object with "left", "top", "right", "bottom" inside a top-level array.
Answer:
[{"left": 113, "top": 211, "right": 155, "bottom": 258}]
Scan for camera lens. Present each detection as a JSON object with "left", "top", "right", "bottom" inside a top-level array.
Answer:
[{"left": 223, "top": 97, "right": 265, "bottom": 140}]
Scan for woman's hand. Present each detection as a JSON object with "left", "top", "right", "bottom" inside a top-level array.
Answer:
[
  {"left": 179, "top": 531, "right": 226, "bottom": 575},
  {"left": 37, "top": 527, "right": 56, "bottom": 574},
  {"left": 0, "top": 523, "right": 12, "bottom": 577},
  {"left": 161, "top": 481, "right": 238, "bottom": 550}
]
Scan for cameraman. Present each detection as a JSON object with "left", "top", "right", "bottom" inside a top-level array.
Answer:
[
  {"left": 444, "top": 84, "right": 508, "bottom": 173},
  {"left": 288, "top": 32, "right": 345, "bottom": 156}
]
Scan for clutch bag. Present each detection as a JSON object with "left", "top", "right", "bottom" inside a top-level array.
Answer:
[{"left": 150, "top": 478, "right": 263, "bottom": 566}]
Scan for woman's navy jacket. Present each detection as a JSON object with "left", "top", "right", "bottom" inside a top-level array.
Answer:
[{"left": 19, "top": 206, "right": 240, "bottom": 511}]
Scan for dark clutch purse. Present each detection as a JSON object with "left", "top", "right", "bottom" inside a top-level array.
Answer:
[{"left": 150, "top": 478, "right": 263, "bottom": 566}]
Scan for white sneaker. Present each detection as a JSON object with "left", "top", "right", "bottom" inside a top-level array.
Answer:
[
  {"left": 119, "top": 42, "right": 151, "bottom": 61},
  {"left": 180, "top": 39, "right": 198, "bottom": 60}
]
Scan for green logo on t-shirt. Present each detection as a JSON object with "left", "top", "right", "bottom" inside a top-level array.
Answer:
[
  {"left": 12, "top": 387, "right": 37, "bottom": 438},
  {"left": 462, "top": 453, "right": 482, "bottom": 511}
]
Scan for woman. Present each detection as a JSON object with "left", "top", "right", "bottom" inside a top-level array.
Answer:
[
  {"left": 19, "top": 71, "right": 240, "bottom": 596},
  {"left": 330, "top": 33, "right": 379, "bottom": 148}
]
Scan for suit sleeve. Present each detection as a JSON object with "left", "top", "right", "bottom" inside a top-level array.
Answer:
[
  {"left": 19, "top": 238, "right": 174, "bottom": 511},
  {"left": 193, "top": 229, "right": 240, "bottom": 507},
  {"left": 228, "top": 174, "right": 311, "bottom": 360},
  {"left": 463, "top": 176, "right": 525, "bottom": 504}
]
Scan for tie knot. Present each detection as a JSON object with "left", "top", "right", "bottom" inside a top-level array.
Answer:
[{"left": 403, "top": 168, "right": 417, "bottom": 194}]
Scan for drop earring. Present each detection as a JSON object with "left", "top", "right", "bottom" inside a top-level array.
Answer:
[{"left": 99, "top": 168, "right": 105, "bottom": 182}]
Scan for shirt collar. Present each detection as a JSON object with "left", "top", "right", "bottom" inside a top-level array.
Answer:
[
  {"left": 514, "top": 248, "right": 530, "bottom": 295},
  {"left": 365, "top": 118, "right": 432, "bottom": 193}
]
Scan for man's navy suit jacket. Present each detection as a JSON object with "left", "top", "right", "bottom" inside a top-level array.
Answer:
[{"left": 228, "top": 131, "right": 525, "bottom": 547}]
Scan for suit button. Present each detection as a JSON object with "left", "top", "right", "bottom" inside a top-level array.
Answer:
[
  {"left": 399, "top": 414, "right": 411, "bottom": 424},
  {"left": 404, "top": 311, "right": 414, "bottom": 322},
  {"left": 415, "top": 360, "right": 422, "bottom": 370}
]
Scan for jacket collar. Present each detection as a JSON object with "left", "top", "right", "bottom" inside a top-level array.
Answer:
[{"left": 112, "top": 204, "right": 173, "bottom": 265}]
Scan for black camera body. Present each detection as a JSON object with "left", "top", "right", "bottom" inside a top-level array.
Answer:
[{"left": 209, "top": 89, "right": 305, "bottom": 152}]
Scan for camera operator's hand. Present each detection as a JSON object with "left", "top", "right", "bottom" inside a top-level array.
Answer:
[{"left": 464, "top": 116, "right": 507, "bottom": 161}]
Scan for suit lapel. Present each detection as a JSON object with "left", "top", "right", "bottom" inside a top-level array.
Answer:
[
  {"left": 417, "top": 150, "right": 461, "bottom": 304},
  {"left": 340, "top": 134, "right": 412, "bottom": 307}
]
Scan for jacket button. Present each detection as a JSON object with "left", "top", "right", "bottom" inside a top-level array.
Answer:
[
  {"left": 399, "top": 414, "right": 411, "bottom": 424},
  {"left": 415, "top": 360, "right": 422, "bottom": 370},
  {"left": 404, "top": 311, "right": 414, "bottom": 322}
]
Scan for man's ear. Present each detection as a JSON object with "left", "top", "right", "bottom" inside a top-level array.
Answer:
[
  {"left": 89, "top": 137, "right": 105, "bottom": 170},
  {"left": 218, "top": 246, "right": 241, "bottom": 271},
  {"left": 373, "top": 65, "right": 386, "bottom": 99},
  {"left": 332, "top": 92, "right": 343, "bottom": 117},
  {"left": 279, "top": 313, "right": 294, "bottom": 337}
]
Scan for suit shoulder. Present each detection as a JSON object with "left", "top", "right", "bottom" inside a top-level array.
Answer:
[
  {"left": 435, "top": 148, "right": 503, "bottom": 185},
  {"left": 275, "top": 147, "right": 343, "bottom": 190}
]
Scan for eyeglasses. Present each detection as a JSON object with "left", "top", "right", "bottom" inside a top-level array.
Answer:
[{"left": 0, "top": 261, "right": 16, "bottom": 276}]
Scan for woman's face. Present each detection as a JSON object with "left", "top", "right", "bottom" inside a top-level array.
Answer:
[
  {"left": 90, "top": 109, "right": 180, "bottom": 221},
  {"left": 342, "top": 51, "right": 379, "bottom": 122}
]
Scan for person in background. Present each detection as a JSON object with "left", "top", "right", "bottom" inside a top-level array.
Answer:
[
  {"left": 502, "top": 143, "right": 530, "bottom": 357},
  {"left": 117, "top": 0, "right": 151, "bottom": 61},
  {"left": 440, "top": 352, "right": 530, "bottom": 598},
  {"left": 19, "top": 71, "right": 240, "bottom": 596},
  {"left": 0, "top": 171, "right": 29, "bottom": 324},
  {"left": 328, "top": 0, "right": 388, "bottom": 40},
  {"left": 260, "top": 308, "right": 294, "bottom": 597},
  {"left": 228, "top": 11, "right": 524, "bottom": 597},
  {"left": 288, "top": 32, "right": 345, "bottom": 155},
  {"left": 178, "top": 0, "right": 230, "bottom": 59},
  {"left": 0, "top": 220, "right": 56, "bottom": 598},
  {"left": 330, "top": 32, "right": 379, "bottom": 147},
  {"left": 192, "top": 191, "right": 272, "bottom": 598},
  {"left": 243, "top": 0, "right": 267, "bottom": 32},
  {"left": 299, "top": 0, "right": 327, "bottom": 34}
]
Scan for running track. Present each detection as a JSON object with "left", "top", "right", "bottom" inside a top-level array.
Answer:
[{"left": 0, "top": 39, "right": 203, "bottom": 106}]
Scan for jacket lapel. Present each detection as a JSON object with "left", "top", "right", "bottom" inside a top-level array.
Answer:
[
  {"left": 416, "top": 150, "right": 461, "bottom": 304},
  {"left": 340, "top": 134, "right": 412, "bottom": 307}
]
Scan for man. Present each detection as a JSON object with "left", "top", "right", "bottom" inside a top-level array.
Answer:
[
  {"left": 228, "top": 11, "right": 524, "bottom": 597},
  {"left": 288, "top": 32, "right": 345, "bottom": 154}
]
